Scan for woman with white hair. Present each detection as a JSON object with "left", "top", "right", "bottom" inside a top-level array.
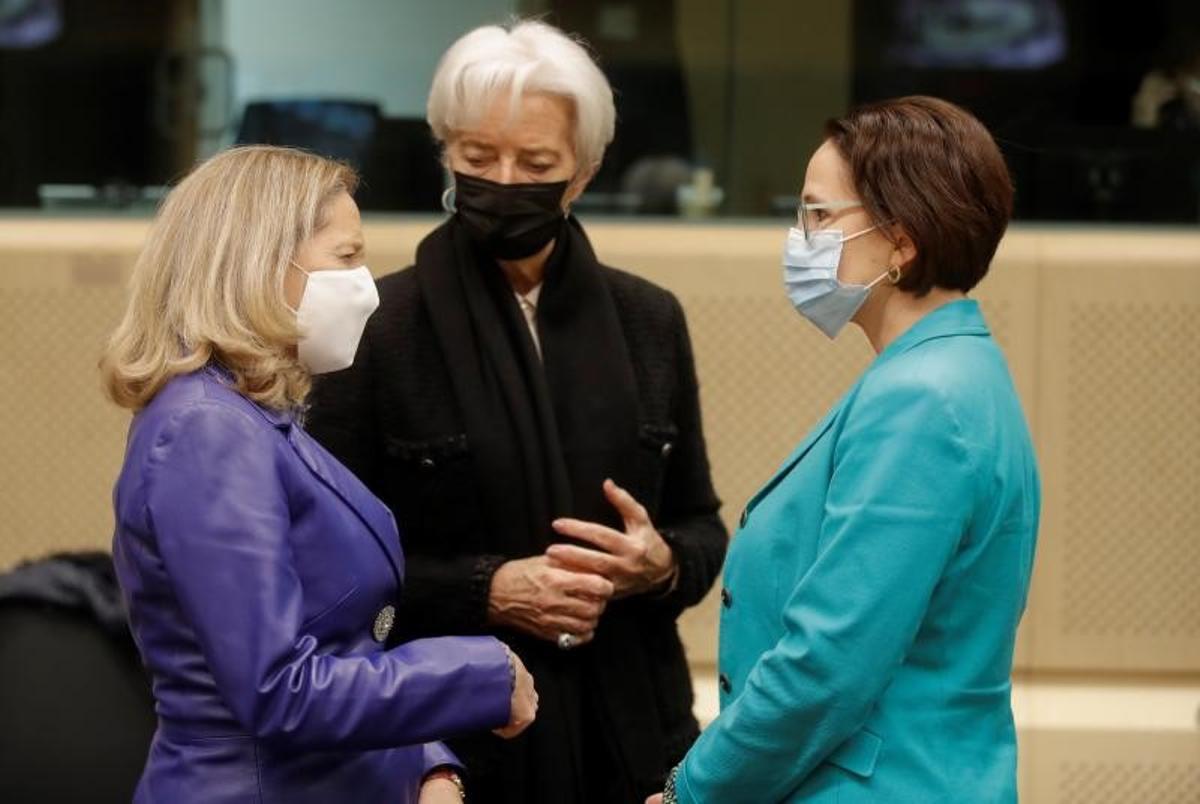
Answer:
[
  {"left": 307, "top": 20, "right": 728, "bottom": 804},
  {"left": 102, "top": 145, "right": 537, "bottom": 803}
]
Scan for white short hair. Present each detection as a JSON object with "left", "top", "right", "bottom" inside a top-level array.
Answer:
[{"left": 427, "top": 20, "right": 616, "bottom": 170}]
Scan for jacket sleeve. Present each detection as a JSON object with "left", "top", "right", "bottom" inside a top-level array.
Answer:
[
  {"left": 674, "top": 375, "right": 979, "bottom": 802},
  {"left": 421, "top": 741, "right": 463, "bottom": 777},
  {"left": 143, "top": 400, "right": 513, "bottom": 753},
  {"left": 307, "top": 314, "right": 508, "bottom": 636},
  {"left": 648, "top": 296, "right": 728, "bottom": 612}
]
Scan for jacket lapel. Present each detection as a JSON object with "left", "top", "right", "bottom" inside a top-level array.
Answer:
[
  {"left": 208, "top": 365, "right": 405, "bottom": 586},
  {"left": 738, "top": 299, "right": 992, "bottom": 528},
  {"left": 739, "top": 397, "right": 845, "bottom": 526},
  {"left": 286, "top": 425, "right": 405, "bottom": 586}
]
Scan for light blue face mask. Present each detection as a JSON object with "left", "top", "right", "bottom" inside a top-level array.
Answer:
[{"left": 782, "top": 226, "right": 897, "bottom": 339}]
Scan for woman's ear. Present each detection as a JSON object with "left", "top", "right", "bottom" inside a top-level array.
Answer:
[
  {"left": 439, "top": 140, "right": 456, "bottom": 174},
  {"left": 887, "top": 225, "right": 918, "bottom": 271},
  {"left": 563, "top": 163, "right": 598, "bottom": 210}
]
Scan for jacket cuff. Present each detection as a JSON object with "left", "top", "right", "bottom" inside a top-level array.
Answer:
[
  {"left": 644, "top": 527, "right": 700, "bottom": 614},
  {"left": 470, "top": 554, "right": 508, "bottom": 629},
  {"left": 421, "top": 742, "right": 463, "bottom": 777}
]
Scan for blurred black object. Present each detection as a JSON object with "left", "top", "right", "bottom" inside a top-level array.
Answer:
[
  {"left": 235, "top": 99, "right": 445, "bottom": 212},
  {"left": 0, "top": 0, "right": 178, "bottom": 206},
  {"left": 539, "top": 0, "right": 695, "bottom": 195},
  {"left": 238, "top": 99, "right": 381, "bottom": 169},
  {"left": 0, "top": 550, "right": 155, "bottom": 804},
  {"left": 1022, "top": 126, "right": 1200, "bottom": 222}
]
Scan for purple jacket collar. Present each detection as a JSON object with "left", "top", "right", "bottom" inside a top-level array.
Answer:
[{"left": 202, "top": 363, "right": 403, "bottom": 585}]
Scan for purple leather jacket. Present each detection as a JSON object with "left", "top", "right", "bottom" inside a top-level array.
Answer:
[{"left": 111, "top": 367, "right": 513, "bottom": 803}]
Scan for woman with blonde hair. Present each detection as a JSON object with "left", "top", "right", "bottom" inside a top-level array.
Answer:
[{"left": 102, "top": 145, "right": 537, "bottom": 804}]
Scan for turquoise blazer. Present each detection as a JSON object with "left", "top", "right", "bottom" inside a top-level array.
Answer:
[{"left": 676, "top": 300, "right": 1039, "bottom": 803}]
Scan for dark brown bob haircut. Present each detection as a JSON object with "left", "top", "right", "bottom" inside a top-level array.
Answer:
[{"left": 824, "top": 95, "right": 1014, "bottom": 297}]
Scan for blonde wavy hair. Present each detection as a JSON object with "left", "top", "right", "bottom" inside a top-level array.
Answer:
[{"left": 101, "top": 145, "right": 358, "bottom": 412}]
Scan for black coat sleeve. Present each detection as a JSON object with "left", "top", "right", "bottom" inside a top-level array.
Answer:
[{"left": 649, "top": 296, "right": 729, "bottom": 613}]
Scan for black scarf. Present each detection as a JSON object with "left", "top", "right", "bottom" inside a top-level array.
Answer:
[
  {"left": 415, "top": 216, "right": 640, "bottom": 557},
  {"left": 415, "top": 216, "right": 650, "bottom": 801}
]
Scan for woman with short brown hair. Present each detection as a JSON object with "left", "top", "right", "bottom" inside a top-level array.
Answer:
[{"left": 652, "top": 96, "right": 1039, "bottom": 804}]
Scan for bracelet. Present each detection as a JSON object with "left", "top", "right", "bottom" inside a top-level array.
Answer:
[
  {"left": 425, "top": 767, "right": 466, "bottom": 801},
  {"left": 662, "top": 765, "right": 680, "bottom": 804}
]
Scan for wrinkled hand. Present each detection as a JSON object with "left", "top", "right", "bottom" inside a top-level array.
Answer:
[
  {"left": 487, "top": 555, "right": 614, "bottom": 645},
  {"left": 548, "top": 479, "right": 677, "bottom": 599},
  {"left": 493, "top": 646, "right": 538, "bottom": 739},
  {"left": 418, "top": 777, "right": 462, "bottom": 803}
]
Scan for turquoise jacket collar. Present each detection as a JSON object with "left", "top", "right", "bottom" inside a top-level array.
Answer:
[
  {"left": 872, "top": 298, "right": 990, "bottom": 367},
  {"left": 739, "top": 299, "right": 990, "bottom": 526},
  {"left": 873, "top": 298, "right": 993, "bottom": 369}
]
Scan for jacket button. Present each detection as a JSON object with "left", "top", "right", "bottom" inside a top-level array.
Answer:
[
  {"left": 372, "top": 605, "right": 396, "bottom": 643},
  {"left": 719, "top": 673, "right": 732, "bottom": 694},
  {"left": 721, "top": 587, "right": 732, "bottom": 608},
  {"left": 660, "top": 441, "right": 674, "bottom": 459}
]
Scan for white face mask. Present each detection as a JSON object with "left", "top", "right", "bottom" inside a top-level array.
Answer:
[{"left": 290, "top": 263, "right": 379, "bottom": 374}]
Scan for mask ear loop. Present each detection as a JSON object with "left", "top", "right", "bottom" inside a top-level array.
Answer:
[
  {"left": 863, "top": 264, "right": 904, "bottom": 291},
  {"left": 285, "top": 261, "right": 311, "bottom": 316},
  {"left": 441, "top": 186, "right": 457, "bottom": 214}
]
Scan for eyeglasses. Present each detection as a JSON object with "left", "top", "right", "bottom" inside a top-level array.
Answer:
[{"left": 796, "top": 199, "right": 863, "bottom": 242}]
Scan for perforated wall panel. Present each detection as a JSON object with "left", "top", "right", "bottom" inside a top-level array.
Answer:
[
  {"left": 0, "top": 249, "right": 133, "bottom": 564},
  {"left": 2, "top": 221, "right": 1197, "bottom": 678},
  {"left": 1027, "top": 236, "right": 1200, "bottom": 671},
  {"left": 1023, "top": 730, "right": 1200, "bottom": 804}
]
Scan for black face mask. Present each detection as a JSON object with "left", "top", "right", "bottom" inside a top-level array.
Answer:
[{"left": 450, "top": 171, "right": 570, "bottom": 260}]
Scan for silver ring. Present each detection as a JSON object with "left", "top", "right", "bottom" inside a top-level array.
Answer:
[{"left": 557, "top": 632, "right": 579, "bottom": 651}]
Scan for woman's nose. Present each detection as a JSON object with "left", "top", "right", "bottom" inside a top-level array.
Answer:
[{"left": 493, "top": 159, "right": 519, "bottom": 185}]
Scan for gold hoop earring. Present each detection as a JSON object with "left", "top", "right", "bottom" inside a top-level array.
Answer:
[{"left": 887, "top": 265, "right": 903, "bottom": 285}]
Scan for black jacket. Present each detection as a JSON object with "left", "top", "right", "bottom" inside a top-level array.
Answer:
[{"left": 306, "top": 234, "right": 727, "bottom": 802}]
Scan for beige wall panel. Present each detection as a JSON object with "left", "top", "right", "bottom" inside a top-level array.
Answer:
[
  {"left": 1028, "top": 231, "right": 1200, "bottom": 672},
  {"left": 0, "top": 246, "right": 134, "bottom": 565},
  {"left": 1020, "top": 729, "right": 1200, "bottom": 803},
  {"left": 973, "top": 234, "right": 1042, "bottom": 671},
  {"left": 3, "top": 220, "right": 1197, "bottom": 686}
]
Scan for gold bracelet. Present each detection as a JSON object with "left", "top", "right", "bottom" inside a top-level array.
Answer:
[{"left": 425, "top": 768, "right": 466, "bottom": 801}]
